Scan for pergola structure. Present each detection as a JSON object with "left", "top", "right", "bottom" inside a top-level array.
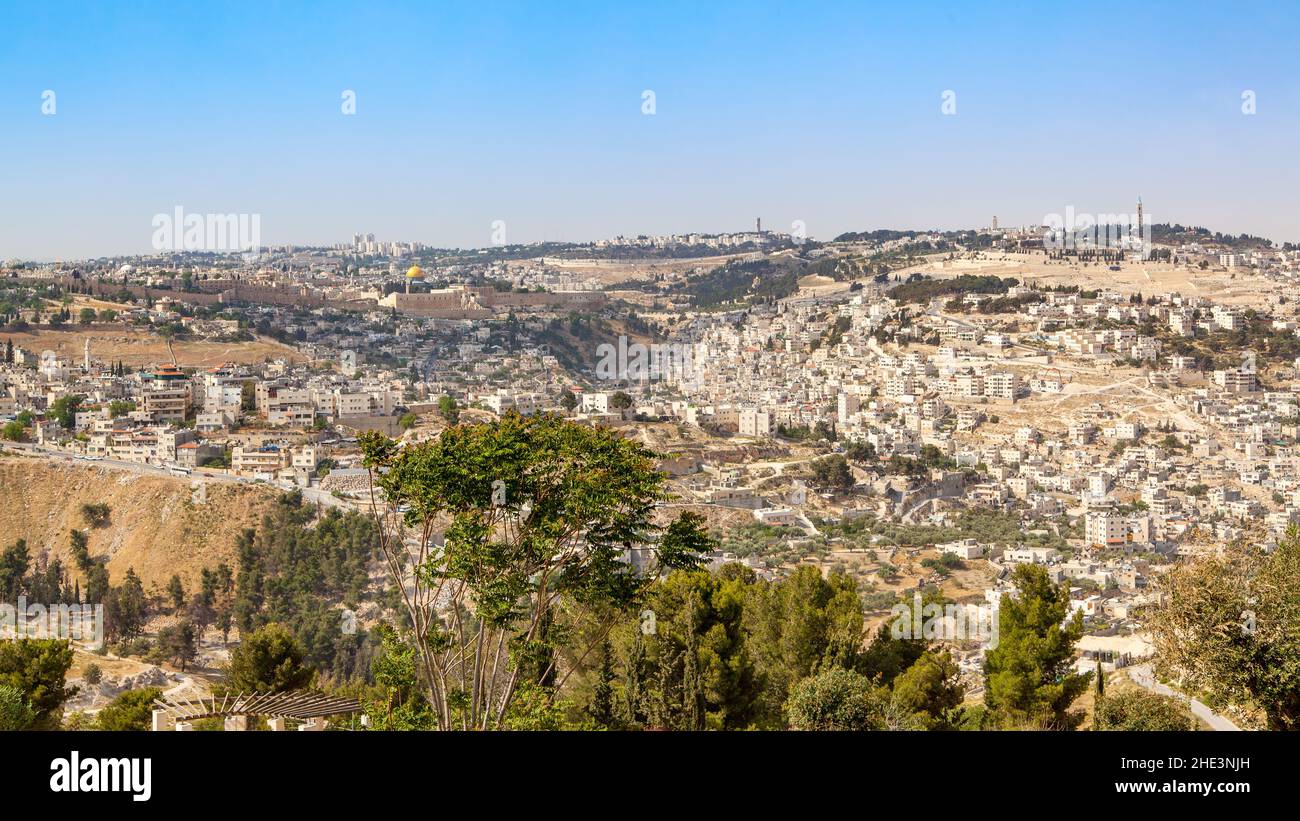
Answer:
[{"left": 152, "top": 691, "right": 362, "bottom": 731}]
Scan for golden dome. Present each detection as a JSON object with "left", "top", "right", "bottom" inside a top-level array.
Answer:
[{"left": 405, "top": 265, "right": 425, "bottom": 279}]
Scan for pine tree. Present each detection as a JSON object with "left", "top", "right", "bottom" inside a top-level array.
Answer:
[
  {"left": 623, "top": 632, "right": 647, "bottom": 727},
  {"left": 681, "top": 605, "right": 705, "bottom": 730},
  {"left": 984, "top": 564, "right": 1090, "bottom": 729},
  {"left": 589, "top": 638, "right": 616, "bottom": 728}
]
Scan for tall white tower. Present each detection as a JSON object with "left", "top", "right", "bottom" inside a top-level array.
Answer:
[{"left": 83, "top": 338, "right": 90, "bottom": 371}]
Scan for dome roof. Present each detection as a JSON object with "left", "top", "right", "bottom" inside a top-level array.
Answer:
[{"left": 405, "top": 265, "right": 425, "bottom": 279}]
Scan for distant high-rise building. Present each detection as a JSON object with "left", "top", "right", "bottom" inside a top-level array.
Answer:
[
  {"left": 756, "top": 217, "right": 762, "bottom": 234},
  {"left": 991, "top": 216, "right": 998, "bottom": 230}
]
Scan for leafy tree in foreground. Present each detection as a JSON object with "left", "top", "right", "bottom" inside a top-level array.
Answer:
[
  {"left": 983, "top": 564, "right": 1089, "bottom": 730},
  {"left": 1149, "top": 530, "right": 1300, "bottom": 730},
  {"left": 0, "top": 684, "right": 36, "bottom": 731},
  {"left": 1094, "top": 689, "right": 1193, "bottom": 731},
  {"left": 785, "top": 668, "right": 904, "bottom": 730},
  {"left": 364, "top": 624, "right": 437, "bottom": 730},
  {"left": 97, "top": 687, "right": 164, "bottom": 731},
  {"left": 359, "top": 411, "right": 708, "bottom": 730},
  {"left": 0, "top": 639, "right": 76, "bottom": 730}
]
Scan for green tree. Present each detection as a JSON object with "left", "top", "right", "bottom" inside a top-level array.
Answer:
[
  {"left": 0, "top": 639, "right": 77, "bottom": 730},
  {"left": 157, "top": 620, "right": 198, "bottom": 671},
  {"left": 890, "top": 649, "right": 964, "bottom": 729},
  {"left": 810, "top": 454, "right": 854, "bottom": 492},
  {"left": 1094, "top": 689, "right": 1193, "bottom": 731},
  {"left": 859, "top": 621, "right": 929, "bottom": 687},
  {"left": 630, "top": 569, "right": 759, "bottom": 730},
  {"left": 225, "top": 622, "right": 315, "bottom": 692},
  {"left": 0, "top": 684, "right": 37, "bottom": 731},
  {"left": 96, "top": 687, "right": 164, "bottom": 731},
  {"left": 397, "top": 412, "right": 418, "bottom": 430},
  {"left": 69, "top": 529, "right": 109, "bottom": 604},
  {"left": 78, "top": 307, "right": 96, "bottom": 325},
  {"left": 0, "top": 539, "right": 31, "bottom": 601},
  {"left": 786, "top": 668, "right": 889, "bottom": 730},
  {"left": 104, "top": 568, "right": 147, "bottom": 640},
  {"left": 587, "top": 638, "right": 617, "bottom": 728},
  {"left": 983, "top": 564, "right": 1089, "bottom": 730},
  {"left": 80, "top": 502, "right": 111, "bottom": 528},
  {"left": 167, "top": 574, "right": 186, "bottom": 612},
  {"left": 107, "top": 400, "right": 135, "bottom": 418},
  {"left": 1149, "top": 530, "right": 1300, "bottom": 730},
  {"left": 437, "top": 394, "right": 459, "bottom": 425},
  {"left": 743, "top": 565, "right": 865, "bottom": 724},
  {"left": 358, "top": 412, "right": 708, "bottom": 729},
  {"left": 844, "top": 441, "right": 877, "bottom": 463},
  {"left": 364, "top": 624, "right": 437, "bottom": 730},
  {"left": 48, "top": 394, "right": 83, "bottom": 429}
]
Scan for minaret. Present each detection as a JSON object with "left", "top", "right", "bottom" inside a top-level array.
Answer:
[
  {"left": 83, "top": 338, "right": 90, "bottom": 371},
  {"left": 1136, "top": 196, "right": 1143, "bottom": 235}
]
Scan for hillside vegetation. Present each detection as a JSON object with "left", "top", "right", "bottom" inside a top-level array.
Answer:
[{"left": 0, "top": 457, "right": 282, "bottom": 593}]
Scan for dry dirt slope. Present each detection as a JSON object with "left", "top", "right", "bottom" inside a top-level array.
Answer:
[{"left": 0, "top": 456, "right": 282, "bottom": 593}]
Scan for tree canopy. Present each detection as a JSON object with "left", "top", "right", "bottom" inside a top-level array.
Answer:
[{"left": 359, "top": 411, "right": 710, "bottom": 729}]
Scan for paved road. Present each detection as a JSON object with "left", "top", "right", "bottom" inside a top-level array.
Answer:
[
  {"left": 2, "top": 442, "right": 352, "bottom": 510},
  {"left": 1127, "top": 663, "right": 1241, "bottom": 731}
]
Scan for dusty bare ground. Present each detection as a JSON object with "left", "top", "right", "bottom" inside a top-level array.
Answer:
[
  {"left": 888, "top": 252, "right": 1277, "bottom": 304},
  {"left": 0, "top": 326, "right": 304, "bottom": 367},
  {"left": 0, "top": 457, "right": 282, "bottom": 590},
  {"left": 506, "top": 252, "right": 757, "bottom": 285}
]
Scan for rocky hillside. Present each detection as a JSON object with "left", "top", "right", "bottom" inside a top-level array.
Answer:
[{"left": 0, "top": 456, "right": 283, "bottom": 594}]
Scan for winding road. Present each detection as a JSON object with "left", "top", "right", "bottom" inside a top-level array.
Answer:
[{"left": 1127, "top": 663, "right": 1241, "bottom": 731}]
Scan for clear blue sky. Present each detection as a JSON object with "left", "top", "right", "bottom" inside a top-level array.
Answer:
[{"left": 2, "top": 0, "right": 1297, "bottom": 260}]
